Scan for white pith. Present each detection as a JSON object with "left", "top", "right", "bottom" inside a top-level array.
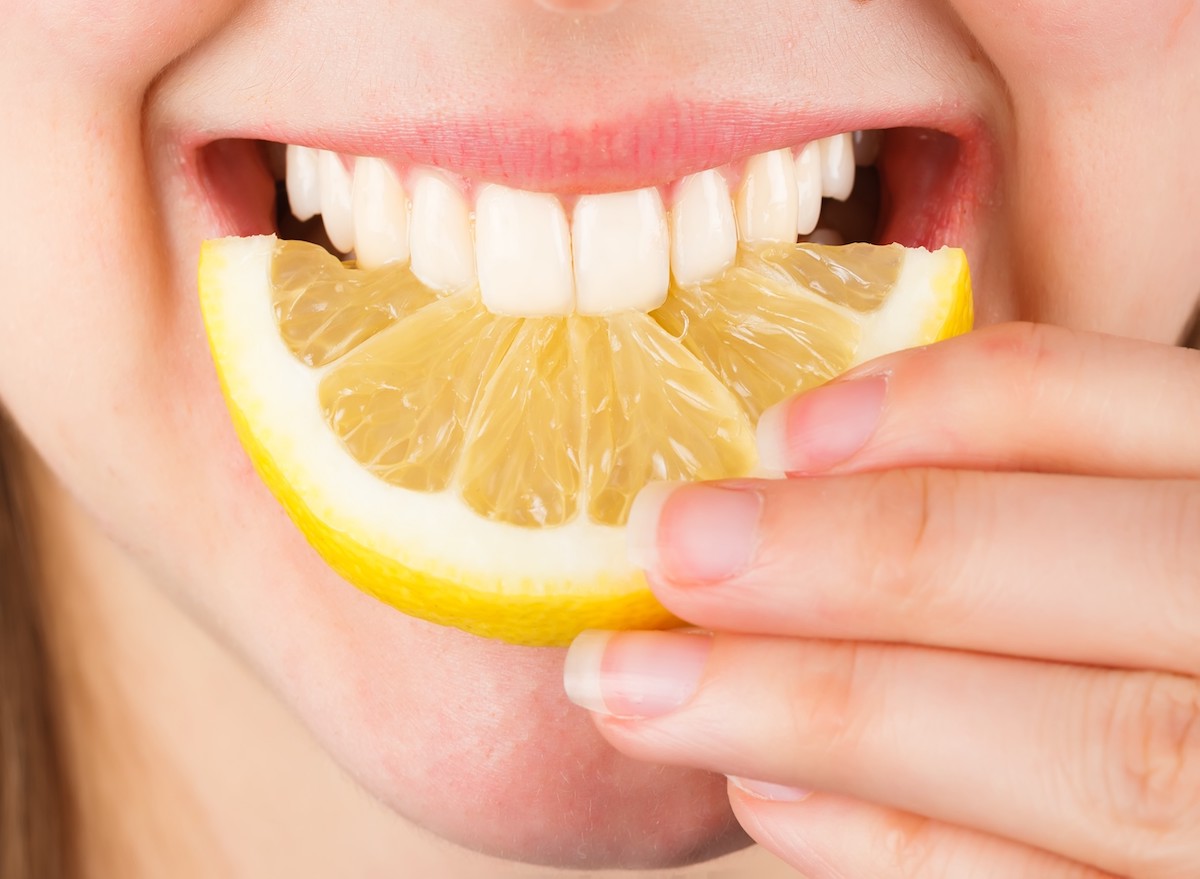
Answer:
[
  {"left": 202, "top": 235, "right": 951, "bottom": 593},
  {"left": 283, "top": 130, "right": 881, "bottom": 317}
]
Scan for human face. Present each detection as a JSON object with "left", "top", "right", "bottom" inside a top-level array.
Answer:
[{"left": 2, "top": 0, "right": 1197, "bottom": 869}]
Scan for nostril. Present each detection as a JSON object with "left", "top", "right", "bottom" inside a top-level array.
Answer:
[{"left": 534, "top": 0, "right": 625, "bottom": 15}]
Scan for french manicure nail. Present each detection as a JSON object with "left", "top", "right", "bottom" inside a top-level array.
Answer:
[
  {"left": 627, "top": 483, "right": 762, "bottom": 583},
  {"left": 757, "top": 374, "right": 887, "bottom": 473},
  {"left": 626, "top": 481, "right": 683, "bottom": 574},
  {"left": 728, "top": 775, "right": 814, "bottom": 802},
  {"left": 563, "top": 629, "right": 713, "bottom": 718}
]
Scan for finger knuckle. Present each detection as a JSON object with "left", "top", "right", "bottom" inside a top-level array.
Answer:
[
  {"left": 855, "top": 469, "right": 964, "bottom": 630},
  {"left": 880, "top": 811, "right": 940, "bottom": 878},
  {"left": 982, "top": 322, "right": 1099, "bottom": 421},
  {"left": 981, "top": 321, "right": 1072, "bottom": 383},
  {"left": 1094, "top": 672, "right": 1200, "bottom": 849},
  {"left": 886, "top": 812, "right": 1113, "bottom": 879},
  {"left": 1154, "top": 487, "right": 1200, "bottom": 671},
  {"left": 790, "top": 642, "right": 878, "bottom": 759}
]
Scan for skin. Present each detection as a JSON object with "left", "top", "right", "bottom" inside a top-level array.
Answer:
[{"left": 1, "top": 0, "right": 1198, "bottom": 875}]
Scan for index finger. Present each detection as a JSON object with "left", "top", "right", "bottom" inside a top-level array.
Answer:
[{"left": 756, "top": 322, "right": 1200, "bottom": 478}]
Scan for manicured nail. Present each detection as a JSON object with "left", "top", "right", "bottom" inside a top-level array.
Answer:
[
  {"left": 563, "top": 630, "right": 713, "bottom": 718},
  {"left": 627, "top": 482, "right": 762, "bottom": 583},
  {"left": 757, "top": 374, "right": 887, "bottom": 473},
  {"left": 727, "top": 776, "right": 814, "bottom": 802}
]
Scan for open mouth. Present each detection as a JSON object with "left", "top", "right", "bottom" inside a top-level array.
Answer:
[
  {"left": 191, "top": 112, "right": 978, "bottom": 647},
  {"left": 197, "top": 124, "right": 972, "bottom": 316}
]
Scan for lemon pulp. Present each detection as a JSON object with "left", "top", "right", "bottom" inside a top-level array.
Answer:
[{"left": 201, "top": 237, "right": 972, "bottom": 645}]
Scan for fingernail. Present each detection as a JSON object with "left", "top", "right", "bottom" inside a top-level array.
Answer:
[
  {"left": 757, "top": 374, "right": 887, "bottom": 473},
  {"left": 563, "top": 630, "right": 713, "bottom": 718},
  {"left": 627, "top": 483, "right": 762, "bottom": 583},
  {"left": 727, "top": 776, "right": 814, "bottom": 802}
]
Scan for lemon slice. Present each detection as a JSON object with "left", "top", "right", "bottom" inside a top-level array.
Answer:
[{"left": 199, "top": 236, "right": 972, "bottom": 646}]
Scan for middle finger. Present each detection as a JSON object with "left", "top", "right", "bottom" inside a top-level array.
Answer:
[{"left": 631, "top": 471, "right": 1200, "bottom": 676}]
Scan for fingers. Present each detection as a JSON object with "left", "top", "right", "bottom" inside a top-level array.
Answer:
[
  {"left": 563, "top": 631, "right": 1200, "bottom": 878},
  {"left": 631, "top": 474, "right": 1200, "bottom": 675},
  {"left": 756, "top": 322, "right": 1200, "bottom": 477},
  {"left": 728, "top": 787, "right": 1116, "bottom": 878}
]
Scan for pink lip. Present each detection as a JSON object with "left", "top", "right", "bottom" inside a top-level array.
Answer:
[
  {"left": 187, "top": 98, "right": 989, "bottom": 197},
  {"left": 189, "top": 95, "right": 995, "bottom": 264}
]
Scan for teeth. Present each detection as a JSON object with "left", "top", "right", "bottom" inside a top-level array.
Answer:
[
  {"left": 819, "top": 133, "right": 856, "bottom": 202},
  {"left": 352, "top": 158, "right": 410, "bottom": 270},
  {"left": 669, "top": 169, "right": 738, "bottom": 286},
  {"left": 409, "top": 169, "right": 477, "bottom": 293},
  {"left": 573, "top": 188, "right": 669, "bottom": 315},
  {"left": 285, "top": 145, "right": 321, "bottom": 222},
  {"left": 475, "top": 184, "right": 574, "bottom": 317},
  {"left": 281, "top": 128, "right": 880, "bottom": 313},
  {"left": 735, "top": 148, "right": 799, "bottom": 244},
  {"left": 794, "top": 142, "right": 823, "bottom": 236},
  {"left": 317, "top": 150, "right": 355, "bottom": 254}
]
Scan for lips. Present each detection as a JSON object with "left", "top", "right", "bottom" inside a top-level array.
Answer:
[
  {"left": 195, "top": 111, "right": 980, "bottom": 317},
  {"left": 257, "top": 102, "right": 898, "bottom": 194},
  {"left": 196, "top": 100, "right": 983, "bottom": 219}
]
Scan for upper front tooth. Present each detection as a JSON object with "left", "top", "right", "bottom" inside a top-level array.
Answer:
[
  {"left": 475, "top": 184, "right": 574, "bottom": 317},
  {"left": 283, "top": 128, "right": 871, "bottom": 310},
  {"left": 318, "top": 150, "right": 355, "bottom": 253},
  {"left": 573, "top": 188, "right": 669, "bottom": 316},
  {"left": 819, "top": 133, "right": 856, "bottom": 202},
  {"left": 669, "top": 169, "right": 737, "bottom": 286},
  {"left": 352, "top": 157, "right": 410, "bottom": 270},
  {"left": 735, "top": 148, "right": 799, "bottom": 243},
  {"left": 285, "top": 145, "right": 321, "bottom": 222},
  {"left": 794, "top": 142, "right": 823, "bottom": 236},
  {"left": 409, "top": 169, "right": 477, "bottom": 292}
]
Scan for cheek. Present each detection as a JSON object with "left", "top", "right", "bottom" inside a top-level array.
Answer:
[
  {"left": 25, "top": 0, "right": 246, "bottom": 85},
  {"left": 952, "top": 0, "right": 1197, "bottom": 86}
]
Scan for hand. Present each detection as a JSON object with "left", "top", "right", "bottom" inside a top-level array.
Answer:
[{"left": 563, "top": 322, "right": 1200, "bottom": 878}]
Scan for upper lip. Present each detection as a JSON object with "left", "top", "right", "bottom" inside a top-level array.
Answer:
[{"left": 180, "top": 99, "right": 987, "bottom": 196}]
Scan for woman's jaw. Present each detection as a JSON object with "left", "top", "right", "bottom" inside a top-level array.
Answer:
[
  {"left": 0, "top": 0, "right": 1058, "bottom": 871},
  {"left": 130, "top": 1, "right": 1010, "bottom": 870}
]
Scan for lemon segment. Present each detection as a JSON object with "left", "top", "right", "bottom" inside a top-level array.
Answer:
[
  {"left": 320, "top": 295, "right": 521, "bottom": 495},
  {"left": 653, "top": 255, "right": 862, "bottom": 420},
  {"left": 199, "top": 236, "right": 972, "bottom": 646},
  {"left": 202, "top": 238, "right": 671, "bottom": 646}
]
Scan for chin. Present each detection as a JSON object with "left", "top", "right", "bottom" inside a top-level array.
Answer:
[
  {"left": 230, "top": 537, "right": 750, "bottom": 870},
  {"left": 327, "top": 621, "right": 754, "bottom": 870},
  {"left": 404, "top": 735, "right": 754, "bottom": 870}
]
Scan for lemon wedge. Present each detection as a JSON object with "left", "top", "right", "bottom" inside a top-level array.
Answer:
[{"left": 199, "top": 236, "right": 972, "bottom": 646}]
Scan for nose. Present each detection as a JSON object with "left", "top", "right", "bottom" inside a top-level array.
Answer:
[{"left": 535, "top": 0, "right": 625, "bottom": 14}]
